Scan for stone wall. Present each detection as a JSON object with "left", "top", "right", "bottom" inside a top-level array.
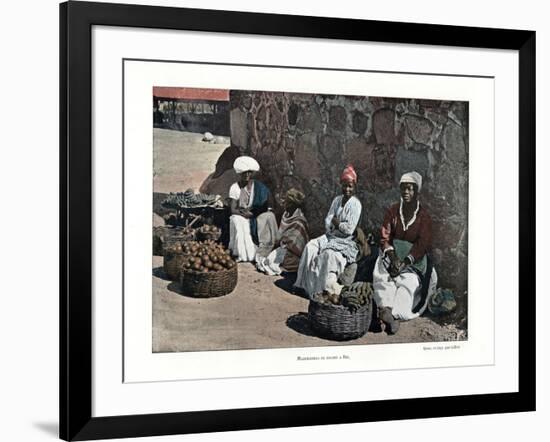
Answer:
[{"left": 202, "top": 90, "right": 469, "bottom": 301}]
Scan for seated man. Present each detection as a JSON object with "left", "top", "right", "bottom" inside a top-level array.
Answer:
[
  {"left": 228, "top": 156, "right": 278, "bottom": 262},
  {"left": 256, "top": 188, "right": 309, "bottom": 276}
]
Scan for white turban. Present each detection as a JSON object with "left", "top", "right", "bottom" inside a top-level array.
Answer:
[
  {"left": 233, "top": 156, "right": 260, "bottom": 174},
  {"left": 400, "top": 171, "right": 423, "bottom": 191}
]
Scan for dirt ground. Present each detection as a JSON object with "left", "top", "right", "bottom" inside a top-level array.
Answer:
[
  {"left": 153, "top": 128, "right": 229, "bottom": 194},
  {"left": 152, "top": 128, "right": 466, "bottom": 352},
  {"left": 152, "top": 257, "right": 465, "bottom": 352}
]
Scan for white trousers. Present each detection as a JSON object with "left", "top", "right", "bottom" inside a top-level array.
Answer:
[
  {"left": 228, "top": 214, "right": 257, "bottom": 262},
  {"left": 228, "top": 212, "right": 278, "bottom": 262},
  {"left": 372, "top": 255, "right": 438, "bottom": 320},
  {"left": 294, "top": 235, "right": 347, "bottom": 297}
]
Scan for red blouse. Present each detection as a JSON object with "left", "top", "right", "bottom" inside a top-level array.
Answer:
[{"left": 380, "top": 202, "right": 433, "bottom": 262}]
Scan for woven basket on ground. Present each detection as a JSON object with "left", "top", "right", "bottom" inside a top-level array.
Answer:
[
  {"left": 163, "top": 251, "right": 187, "bottom": 280},
  {"left": 179, "top": 265, "right": 238, "bottom": 298},
  {"left": 162, "top": 226, "right": 196, "bottom": 251},
  {"left": 308, "top": 296, "right": 372, "bottom": 341},
  {"left": 152, "top": 226, "right": 164, "bottom": 256}
]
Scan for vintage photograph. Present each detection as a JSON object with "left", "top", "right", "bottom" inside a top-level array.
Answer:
[{"left": 151, "top": 87, "right": 468, "bottom": 352}]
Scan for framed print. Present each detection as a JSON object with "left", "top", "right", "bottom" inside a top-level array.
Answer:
[{"left": 60, "top": 1, "right": 536, "bottom": 440}]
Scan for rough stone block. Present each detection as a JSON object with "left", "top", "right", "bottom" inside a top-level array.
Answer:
[
  {"left": 372, "top": 109, "right": 396, "bottom": 144},
  {"left": 230, "top": 108, "right": 248, "bottom": 149},
  {"left": 352, "top": 110, "right": 369, "bottom": 135},
  {"left": 329, "top": 105, "right": 347, "bottom": 131}
]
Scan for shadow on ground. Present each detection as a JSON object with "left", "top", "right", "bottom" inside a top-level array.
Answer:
[
  {"left": 152, "top": 266, "right": 170, "bottom": 280},
  {"left": 274, "top": 273, "right": 310, "bottom": 300},
  {"left": 285, "top": 312, "right": 318, "bottom": 338}
]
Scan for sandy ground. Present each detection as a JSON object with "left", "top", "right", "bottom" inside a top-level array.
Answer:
[
  {"left": 153, "top": 128, "right": 229, "bottom": 194},
  {"left": 152, "top": 129, "right": 465, "bottom": 352},
  {"left": 153, "top": 257, "right": 465, "bottom": 352}
]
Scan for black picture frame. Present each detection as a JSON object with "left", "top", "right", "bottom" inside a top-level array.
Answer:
[{"left": 60, "top": 1, "right": 536, "bottom": 440}]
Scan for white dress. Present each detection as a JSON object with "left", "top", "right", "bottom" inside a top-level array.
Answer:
[{"left": 294, "top": 195, "right": 362, "bottom": 296}]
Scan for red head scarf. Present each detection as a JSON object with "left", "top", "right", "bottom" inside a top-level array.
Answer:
[{"left": 340, "top": 164, "right": 357, "bottom": 184}]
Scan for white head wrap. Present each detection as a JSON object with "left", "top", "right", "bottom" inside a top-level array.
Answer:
[
  {"left": 400, "top": 171, "right": 423, "bottom": 191},
  {"left": 233, "top": 156, "right": 260, "bottom": 174}
]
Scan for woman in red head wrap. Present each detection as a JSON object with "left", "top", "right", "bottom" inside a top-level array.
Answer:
[
  {"left": 340, "top": 164, "right": 357, "bottom": 184},
  {"left": 294, "top": 164, "right": 363, "bottom": 297}
]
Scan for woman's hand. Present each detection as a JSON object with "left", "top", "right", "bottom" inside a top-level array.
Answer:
[
  {"left": 387, "top": 250, "right": 403, "bottom": 278},
  {"left": 331, "top": 216, "right": 340, "bottom": 228},
  {"left": 240, "top": 209, "right": 253, "bottom": 219}
]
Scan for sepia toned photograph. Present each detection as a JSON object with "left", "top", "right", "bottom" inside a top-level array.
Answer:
[{"left": 151, "top": 87, "right": 468, "bottom": 352}]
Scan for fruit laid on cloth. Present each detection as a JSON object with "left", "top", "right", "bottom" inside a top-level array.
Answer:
[{"left": 161, "top": 189, "right": 223, "bottom": 209}]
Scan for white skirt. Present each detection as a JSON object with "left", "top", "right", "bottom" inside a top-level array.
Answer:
[
  {"left": 294, "top": 234, "right": 347, "bottom": 297},
  {"left": 372, "top": 255, "right": 438, "bottom": 320}
]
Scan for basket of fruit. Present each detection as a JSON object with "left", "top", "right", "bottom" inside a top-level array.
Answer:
[
  {"left": 308, "top": 282, "right": 373, "bottom": 341},
  {"left": 162, "top": 226, "right": 196, "bottom": 250},
  {"left": 196, "top": 224, "right": 222, "bottom": 242},
  {"left": 179, "top": 240, "right": 238, "bottom": 298},
  {"left": 163, "top": 241, "right": 187, "bottom": 280}
]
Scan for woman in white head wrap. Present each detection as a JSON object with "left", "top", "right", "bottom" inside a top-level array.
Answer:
[
  {"left": 372, "top": 171, "right": 438, "bottom": 334},
  {"left": 228, "top": 156, "right": 278, "bottom": 262}
]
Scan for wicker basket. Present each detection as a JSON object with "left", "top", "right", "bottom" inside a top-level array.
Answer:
[
  {"left": 162, "top": 226, "right": 196, "bottom": 251},
  {"left": 163, "top": 251, "right": 187, "bottom": 280},
  {"left": 179, "top": 265, "right": 238, "bottom": 298},
  {"left": 308, "top": 296, "right": 372, "bottom": 341},
  {"left": 152, "top": 226, "right": 164, "bottom": 256}
]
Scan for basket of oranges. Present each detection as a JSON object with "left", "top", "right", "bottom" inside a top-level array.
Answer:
[{"left": 178, "top": 240, "right": 237, "bottom": 298}]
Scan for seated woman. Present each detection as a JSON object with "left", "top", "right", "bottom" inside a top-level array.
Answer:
[
  {"left": 372, "top": 171, "right": 438, "bottom": 335},
  {"left": 228, "top": 156, "right": 278, "bottom": 262},
  {"left": 256, "top": 188, "right": 309, "bottom": 276},
  {"left": 294, "top": 165, "right": 362, "bottom": 297}
]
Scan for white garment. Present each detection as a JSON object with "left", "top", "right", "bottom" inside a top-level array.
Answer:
[
  {"left": 256, "top": 246, "right": 287, "bottom": 276},
  {"left": 324, "top": 195, "right": 362, "bottom": 237},
  {"left": 372, "top": 254, "right": 438, "bottom": 320},
  {"left": 228, "top": 214, "right": 257, "bottom": 262},
  {"left": 229, "top": 182, "right": 254, "bottom": 207},
  {"left": 294, "top": 195, "right": 362, "bottom": 297},
  {"left": 400, "top": 171, "right": 423, "bottom": 191},
  {"left": 294, "top": 234, "right": 348, "bottom": 296},
  {"left": 233, "top": 156, "right": 260, "bottom": 174}
]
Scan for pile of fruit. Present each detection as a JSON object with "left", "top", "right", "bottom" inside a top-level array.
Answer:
[
  {"left": 162, "top": 189, "right": 222, "bottom": 209},
  {"left": 177, "top": 240, "right": 236, "bottom": 273},
  {"left": 197, "top": 224, "right": 221, "bottom": 240},
  {"left": 314, "top": 282, "right": 372, "bottom": 313},
  {"left": 198, "top": 225, "right": 220, "bottom": 235}
]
